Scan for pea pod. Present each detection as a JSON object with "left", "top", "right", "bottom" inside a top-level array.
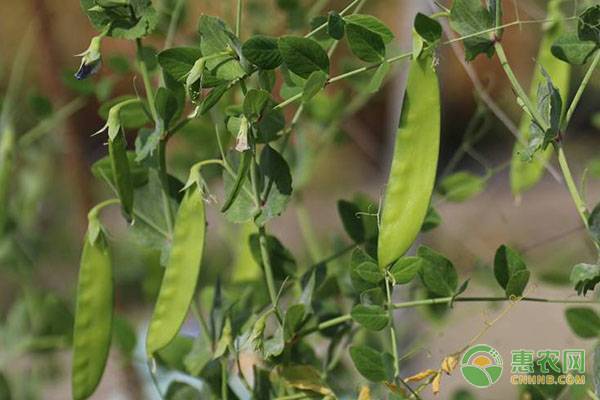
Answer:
[
  {"left": 108, "top": 131, "right": 134, "bottom": 220},
  {"left": 146, "top": 183, "right": 206, "bottom": 355},
  {"left": 72, "top": 226, "right": 113, "bottom": 400},
  {"left": 378, "top": 53, "right": 440, "bottom": 268},
  {"left": 510, "top": 0, "right": 570, "bottom": 197}
]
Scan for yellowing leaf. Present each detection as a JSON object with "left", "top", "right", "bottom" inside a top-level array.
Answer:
[
  {"left": 358, "top": 386, "right": 371, "bottom": 400},
  {"left": 441, "top": 355, "right": 458, "bottom": 374},
  {"left": 432, "top": 373, "right": 441, "bottom": 395},
  {"left": 405, "top": 369, "right": 437, "bottom": 382}
]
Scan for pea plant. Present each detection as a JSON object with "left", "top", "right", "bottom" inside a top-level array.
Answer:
[{"left": 64, "top": 0, "right": 600, "bottom": 398}]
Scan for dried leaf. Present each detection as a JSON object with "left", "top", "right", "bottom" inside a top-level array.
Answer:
[
  {"left": 441, "top": 355, "right": 458, "bottom": 374},
  {"left": 358, "top": 386, "right": 371, "bottom": 400},
  {"left": 432, "top": 373, "right": 441, "bottom": 395},
  {"left": 405, "top": 369, "right": 437, "bottom": 382}
]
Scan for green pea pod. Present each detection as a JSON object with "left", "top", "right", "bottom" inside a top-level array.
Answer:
[
  {"left": 108, "top": 132, "right": 134, "bottom": 221},
  {"left": 0, "top": 126, "right": 15, "bottom": 232},
  {"left": 378, "top": 53, "right": 440, "bottom": 268},
  {"left": 146, "top": 183, "right": 206, "bottom": 355},
  {"left": 221, "top": 150, "right": 251, "bottom": 213},
  {"left": 72, "top": 228, "right": 113, "bottom": 400},
  {"left": 510, "top": 0, "right": 570, "bottom": 197}
]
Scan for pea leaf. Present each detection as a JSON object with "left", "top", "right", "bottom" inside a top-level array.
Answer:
[
  {"left": 327, "top": 11, "right": 345, "bottom": 40},
  {"left": 249, "top": 234, "right": 296, "bottom": 280},
  {"left": 351, "top": 304, "right": 389, "bottom": 331},
  {"left": 349, "top": 346, "right": 395, "bottom": 382},
  {"left": 80, "top": 0, "right": 158, "bottom": 39},
  {"left": 354, "top": 261, "right": 384, "bottom": 284},
  {"left": 565, "top": 307, "right": 600, "bottom": 338},
  {"left": 302, "top": 71, "right": 328, "bottom": 102},
  {"left": 570, "top": 263, "right": 600, "bottom": 296},
  {"left": 578, "top": 5, "right": 600, "bottom": 45},
  {"left": 450, "top": 0, "right": 496, "bottom": 61},
  {"left": 414, "top": 12, "right": 442, "bottom": 44},
  {"left": 256, "top": 145, "right": 293, "bottom": 224},
  {"left": 242, "top": 35, "right": 283, "bottom": 70},
  {"left": 337, "top": 200, "right": 366, "bottom": 243},
  {"left": 243, "top": 89, "right": 271, "bottom": 122},
  {"left": 494, "top": 245, "right": 530, "bottom": 297},
  {"left": 165, "top": 381, "right": 202, "bottom": 399},
  {"left": 278, "top": 36, "right": 330, "bottom": 79},
  {"left": 439, "top": 171, "right": 486, "bottom": 202},
  {"left": 367, "top": 60, "right": 390, "bottom": 93},
  {"left": 351, "top": 248, "right": 379, "bottom": 292},
  {"left": 418, "top": 246, "right": 458, "bottom": 297},
  {"left": 343, "top": 15, "right": 394, "bottom": 44},
  {"left": 421, "top": 205, "right": 441, "bottom": 232},
  {"left": 346, "top": 22, "right": 385, "bottom": 62},
  {"left": 157, "top": 47, "right": 203, "bottom": 81},
  {"left": 284, "top": 304, "right": 306, "bottom": 341},
  {"left": 588, "top": 203, "right": 600, "bottom": 244},
  {"left": 551, "top": 31, "right": 598, "bottom": 65},
  {"left": 390, "top": 256, "right": 423, "bottom": 284},
  {"left": 198, "top": 15, "right": 247, "bottom": 81}
]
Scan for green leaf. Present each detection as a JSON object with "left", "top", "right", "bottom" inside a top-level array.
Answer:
[
  {"left": 439, "top": 171, "right": 486, "bottom": 202},
  {"left": 414, "top": 12, "right": 442, "bottom": 44},
  {"left": 354, "top": 261, "right": 384, "bottom": 284},
  {"left": 221, "top": 151, "right": 251, "bottom": 213},
  {"left": 551, "top": 31, "right": 598, "bottom": 65},
  {"left": 565, "top": 307, "right": 600, "bottom": 338},
  {"left": 256, "top": 145, "right": 293, "bottom": 224},
  {"left": 337, "top": 200, "right": 366, "bottom": 243},
  {"left": 367, "top": 60, "right": 390, "bottom": 93},
  {"left": 158, "top": 47, "right": 203, "bottom": 81},
  {"left": 198, "top": 15, "right": 246, "bottom": 81},
  {"left": 91, "top": 151, "right": 149, "bottom": 188},
  {"left": 155, "top": 87, "right": 180, "bottom": 129},
  {"left": 284, "top": 304, "right": 306, "bottom": 341},
  {"left": 327, "top": 11, "right": 345, "bottom": 40},
  {"left": 421, "top": 205, "right": 441, "bottom": 232},
  {"left": 578, "top": 5, "right": 600, "bottom": 45},
  {"left": 493, "top": 245, "right": 530, "bottom": 297},
  {"left": 350, "top": 248, "right": 379, "bottom": 292},
  {"left": 183, "top": 333, "right": 212, "bottom": 376},
  {"left": 346, "top": 22, "right": 385, "bottom": 62},
  {"left": 588, "top": 203, "right": 600, "bottom": 244},
  {"left": 278, "top": 36, "right": 330, "bottom": 79},
  {"left": 155, "top": 335, "right": 194, "bottom": 372},
  {"left": 390, "top": 256, "right": 423, "bottom": 284},
  {"left": 242, "top": 35, "right": 283, "bottom": 69},
  {"left": 344, "top": 15, "right": 394, "bottom": 44},
  {"left": 80, "top": 0, "right": 158, "bottom": 39},
  {"left": 450, "top": 0, "right": 496, "bottom": 61},
  {"left": 349, "top": 346, "right": 395, "bottom": 382},
  {"left": 351, "top": 304, "right": 389, "bottom": 331},
  {"left": 112, "top": 316, "right": 137, "bottom": 359},
  {"left": 199, "top": 84, "right": 230, "bottom": 115},
  {"left": 570, "top": 263, "right": 600, "bottom": 296},
  {"left": 302, "top": 71, "right": 328, "bottom": 102},
  {"left": 418, "top": 246, "right": 458, "bottom": 297},
  {"left": 243, "top": 89, "right": 271, "bottom": 122},
  {"left": 249, "top": 234, "right": 296, "bottom": 280},
  {"left": 165, "top": 381, "right": 202, "bottom": 400}
]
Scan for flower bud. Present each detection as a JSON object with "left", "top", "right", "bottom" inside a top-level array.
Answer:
[{"left": 74, "top": 35, "right": 103, "bottom": 80}]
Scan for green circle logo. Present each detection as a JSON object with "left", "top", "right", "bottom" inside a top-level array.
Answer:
[{"left": 460, "top": 344, "right": 503, "bottom": 388}]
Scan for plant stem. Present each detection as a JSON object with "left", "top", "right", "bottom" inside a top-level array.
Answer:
[
  {"left": 164, "top": 0, "right": 185, "bottom": 49},
  {"left": 494, "top": 42, "right": 548, "bottom": 131},
  {"left": 235, "top": 0, "right": 243, "bottom": 37},
  {"left": 562, "top": 50, "right": 600, "bottom": 130},
  {"left": 300, "top": 295, "right": 600, "bottom": 337},
  {"left": 136, "top": 39, "right": 158, "bottom": 122},
  {"left": 87, "top": 198, "right": 121, "bottom": 219},
  {"left": 385, "top": 276, "right": 400, "bottom": 378}
]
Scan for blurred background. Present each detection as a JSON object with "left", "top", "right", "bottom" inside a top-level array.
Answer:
[{"left": 0, "top": 0, "right": 599, "bottom": 399}]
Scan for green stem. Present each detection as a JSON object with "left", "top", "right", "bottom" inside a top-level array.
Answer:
[
  {"left": 136, "top": 39, "right": 158, "bottom": 122},
  {"left": 164, "top": 0, "right": 186, "bottom": 49},
  {"left": 300, "top": 295, "right": 600, "bottom": 337},
  {"left": 235, "top": 0, "right": 243, "bottom": 37},
  {"left": 562, "top": 50, "right": 600, "bottom": 130},
  {"left": 87, "top": 198, "right": 120, "bottom": 220},
  {"left": 385, "top": 276, "right": 400, "bottom": 378},
  {"left": 494, "top": 42, "right": 548, "bottom": 131}
]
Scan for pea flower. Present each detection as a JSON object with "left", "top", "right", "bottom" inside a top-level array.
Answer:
[{"left": 74, "top": 35, "right": 103, "bottom": 80}]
